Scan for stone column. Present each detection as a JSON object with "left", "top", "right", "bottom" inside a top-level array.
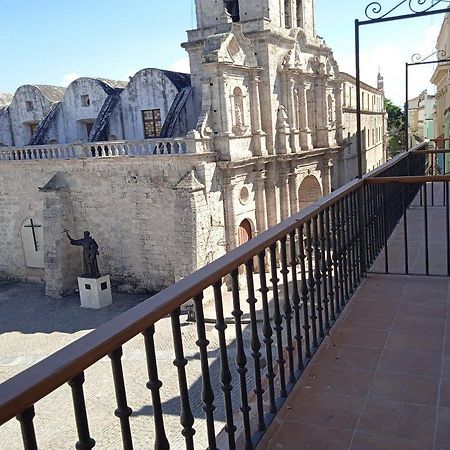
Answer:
[
  {"left": 320, "top": 157, "right": 332, "bottom": 196},
  {"left": 218, "top": 73, "right": 232, "bottom": 135},
  {"left": 289, "top": 169, "right": 299, "bottom": 216},
  {"left": 287, "top": 75, "right": 300, "bottom": 153},
  {"left": 265, "top": 164, "right": 279, "bottom": 228},
  {"left": 276, "top": 106, "right": 290, "bottom": 154},
  {"left": 222, "top": 171, "right": 238, "bottom": 252},
  {"left": 333, "top": 83, "right": 344, "bottom": 144},
  {"left": 297, "top": 78, "right": 313, "bottom": 150},
  {"left": 279, "top": 163, "right": 291, "bottom": 221},
  {"left": 315, "top": 76, "right": 331, "bottom": 148},
  {"left": 249, "top": 72, "right": 265, "bottom": 156},
  {"left": 254, "top": 166, "right": 268, "bottom": 236}
]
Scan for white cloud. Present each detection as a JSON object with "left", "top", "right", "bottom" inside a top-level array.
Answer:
[
  {"left": 168, "top": 57, "right": 190, "bottom": 74},
  {"left": 61, "top": 72, "right": 80, "bottom": 86}
]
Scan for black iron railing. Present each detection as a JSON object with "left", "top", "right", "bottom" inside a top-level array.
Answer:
[
  {"left": 367, "top": 147, "right": 450, "bottom": 277},
  {"left": 0, "top": 143, "right": 441, "bottom": 450}
]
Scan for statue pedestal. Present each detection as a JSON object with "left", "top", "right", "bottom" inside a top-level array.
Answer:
[{"left": 78, "top": 274, "right": 112, "bottom": 309}]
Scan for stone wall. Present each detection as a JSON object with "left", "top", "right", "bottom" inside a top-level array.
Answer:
[{"left": 0, "top": 154, "right": 225, "bottom": 295}]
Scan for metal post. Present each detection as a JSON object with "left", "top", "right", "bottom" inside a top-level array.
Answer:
[
  {"left": 405, "top": 62, "right": 409, "bottom": 151},
  {"left": 355, "top": 19, "right": 363, "bottom": 179}
]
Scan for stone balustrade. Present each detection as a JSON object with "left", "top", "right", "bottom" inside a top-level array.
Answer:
[{"left": 0, "top": 137, "right": 189, "bottom": 161}]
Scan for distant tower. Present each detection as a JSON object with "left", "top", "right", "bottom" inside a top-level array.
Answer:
[{"left": 377, "top": 69, "right": 384, "bottom": 92}]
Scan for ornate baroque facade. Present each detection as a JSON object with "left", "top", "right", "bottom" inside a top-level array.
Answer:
[{"left": 0, "top": 0, "right": 386, "bottom": 296}]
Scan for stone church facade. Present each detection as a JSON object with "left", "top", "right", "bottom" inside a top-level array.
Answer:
[{"left": 0, "top": 0, "right": 386, "bottom": 297}]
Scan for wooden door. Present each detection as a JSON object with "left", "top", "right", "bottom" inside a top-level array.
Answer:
[{"left": 238, "top": 219, "right": 252, "bottom": 274}]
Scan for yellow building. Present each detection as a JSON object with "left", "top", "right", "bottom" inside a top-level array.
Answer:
[{"left": 431, "top": 12, "right": 450, "bottom": 148}]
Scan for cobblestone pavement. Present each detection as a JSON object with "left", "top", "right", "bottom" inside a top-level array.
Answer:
[{"left": 0, "top": 280, "right": 268, "bottom": 449}]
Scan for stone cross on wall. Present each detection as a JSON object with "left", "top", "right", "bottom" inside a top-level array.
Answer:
[{"left": 21, "top": 218, "right": 44, "bottom": 268}]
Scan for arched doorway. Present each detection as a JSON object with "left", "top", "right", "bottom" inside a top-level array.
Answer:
[
  {"left": 238, "top": 218, "right": 252, "bottom": 246},
  {"left": 238, "top": 219, "right": 253, "bottom": 274},
  {"left": 298, "top": 175, "right": 322, "bottom": 210}
]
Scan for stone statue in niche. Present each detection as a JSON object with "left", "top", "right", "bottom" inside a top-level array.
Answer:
[
  {"left": 65, "top": 229, "right": 100, "bottom": 277},
  {"left": 232, "top": 87, "right": 248, "bottom": 135}
]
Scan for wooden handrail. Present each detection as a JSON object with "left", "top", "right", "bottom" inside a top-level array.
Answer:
[{"left": 367, "top": 175, "right": 450, "bottom": 184}]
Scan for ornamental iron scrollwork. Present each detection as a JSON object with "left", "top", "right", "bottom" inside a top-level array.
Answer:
[
  {"left": 411, "top": 49, "right": 449, "bottom": 62},
  {"left": 365, "top": 0, "right": 448, "bottom": 20}
]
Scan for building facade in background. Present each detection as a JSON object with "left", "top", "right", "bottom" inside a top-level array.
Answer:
[
  {"left": 408, "top": 90, "right": 436, "bottom": 147},
  {"left": 432, "top": 12, "right": 450, "bottom": 148},
  {"left": 0, "top": 0, "right": 386, "bottom": 296}
]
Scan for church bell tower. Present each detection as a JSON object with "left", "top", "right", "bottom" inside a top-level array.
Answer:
[
  {"left": 194, "top": 0, "right": 316, "bottom": 38},
  {"left": 183, "top": 0, "right": 339, "bottom": 156}
]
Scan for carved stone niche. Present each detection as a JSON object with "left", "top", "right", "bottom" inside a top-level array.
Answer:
[{"left": 231, "top": 86, "right": 249, "bottom": 136}]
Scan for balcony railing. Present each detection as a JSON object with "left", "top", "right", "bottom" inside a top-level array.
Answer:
[
  {"left": 2, "top": 142, "right": 449, "bottom": 449},
  {"left": 0, "top": 137, "right": 189, "bottom": 161}
]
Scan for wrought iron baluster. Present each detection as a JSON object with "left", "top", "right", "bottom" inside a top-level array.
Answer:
[
  {"left": 376, "top": 184, "right": 383, "bottom": 254},
  {"left": 335, "top": 202, "right": 345, "bottom": 308},
  {"left": 170, "top": 307, "right": 195, "bottom": 450},
  {"left": 319, "top": 211, "right": 330, "bottom": 331},
  {"left": 446, "top": 182, "right": 450, "bottom": 276},
  {"left": 312, "top": 217, "right": 324, "bottom": 339},
  {"left": 382, "top": 185, "right": 389, "bottom": 274},
  {"left": 213, "top": 281, "right": 236, "bottom": 448},
  {"left": 245, "top": 259, "right": 266, "bottom": 432},
  {"left": 324, "top": 208, "right": 335, "bottom": 323},
  {"left": 402, "top": 184, "right": 409, "bottom": 274},
  {"left": 16, "top": 406, "right": 38, "bottom": 450},
  {"left": 364, "top": 183, "right": 373, "bottom": 268},
  {"left": 352, "top": 190, "right": 361, "bottom": 284},
  {"left": 230, "top": 269, "right": 253, "bottom": 449},
  {"left": 298, "top": 226, "right": 311, "bottom": 359},
  {"left": 423, "top": 183, "right": 429, "bottom": 275},
  {"left": 289, "top": 230, "right": 304, "bottom": 371},
  {"left": 193, "top": 294, "right": 217, "bottom": 450},
  {"left": 143, "top": 325, "right": 169, "bottom": 450},
  {"left": 109, "top": 347, "right": 133, "bottom": 450},
  {"left": 68, "top": 372, "right": 96, "bottom": 450},
  {"left": 330, "top": 203, "right": 341, "bottom": 315},
  {"left": 269, "top": 244, "right": 287, "bottom": 398},
  {"left": 431, "top": 157, "right": 435, "bottom": 206},
  {"left": 345, "top": 194, "right": 355, "bottom": 295},
  {"left": 257, "top": 251, "right": 277, "bottom": 414},
  {"left": 340, "top": 198, "right": 350, "bottom": 302},
  {"left": 305, "top": 221, "right": 318, "bottom": 348},
  {"left": 280, "top": 237, "right": 295, "bottom": 384}
]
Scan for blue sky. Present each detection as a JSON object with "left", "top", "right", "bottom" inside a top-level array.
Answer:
[{"left": 0, "top": 0, "right": 446, "bottom": 105}]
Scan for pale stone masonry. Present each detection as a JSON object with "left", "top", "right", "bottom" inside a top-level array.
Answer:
[
  {"left": 0, "top": 0, "right": 387, "bottom": 296},
  {"left": 431, "top": 12, "right": 450, "bottom": 146}
]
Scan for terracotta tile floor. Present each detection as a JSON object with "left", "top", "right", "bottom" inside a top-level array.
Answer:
[{"left": 257, "top": 185, "right": 450, "bottom": 450}]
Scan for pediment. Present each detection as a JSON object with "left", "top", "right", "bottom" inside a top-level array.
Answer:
[
  {"left": 282, "top": 42, "right": 306, "bottom": 70},
  {"left": 174, "top": 169, "right": 205, "bottom": 192},
  {"left": 203, "top": 23, "right": 257, "bottom": 67}
]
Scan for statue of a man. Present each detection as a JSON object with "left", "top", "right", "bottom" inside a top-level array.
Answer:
[{"left": 65, "top": 230, "right": 100, "bottom": 277}]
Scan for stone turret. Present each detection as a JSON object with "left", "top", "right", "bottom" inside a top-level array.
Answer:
[{"left": 377, "top": 70, "right": 384, "bottom": 92}]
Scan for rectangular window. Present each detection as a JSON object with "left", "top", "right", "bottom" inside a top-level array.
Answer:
[
  {"left": 25, "top": 101, "right": 34, "bottom": 112},
  {"left": 142, "top": 109, "right": 162, "bottom": 138},
  {"left": 86, "top": 122, "right": 94, "bottom": 138},
  {"left": 29, "top": 123, "right": 38, "bottom": 136},
  {"left": 81, "top": 95, "right": 90, "bottom": 107}
]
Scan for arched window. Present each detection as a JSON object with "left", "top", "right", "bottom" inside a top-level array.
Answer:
[
  {"left": 284, "top": 0, "right": 292, "bottom": 28},
  {"left": 298, "top": 175, "right": 322, "bottom": 210},
  {"left": 296, "top": 0, "right": 303, "bottom": 27},
  {"left": 224, "top": 0, "right": 240, "bottom": 22}
]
